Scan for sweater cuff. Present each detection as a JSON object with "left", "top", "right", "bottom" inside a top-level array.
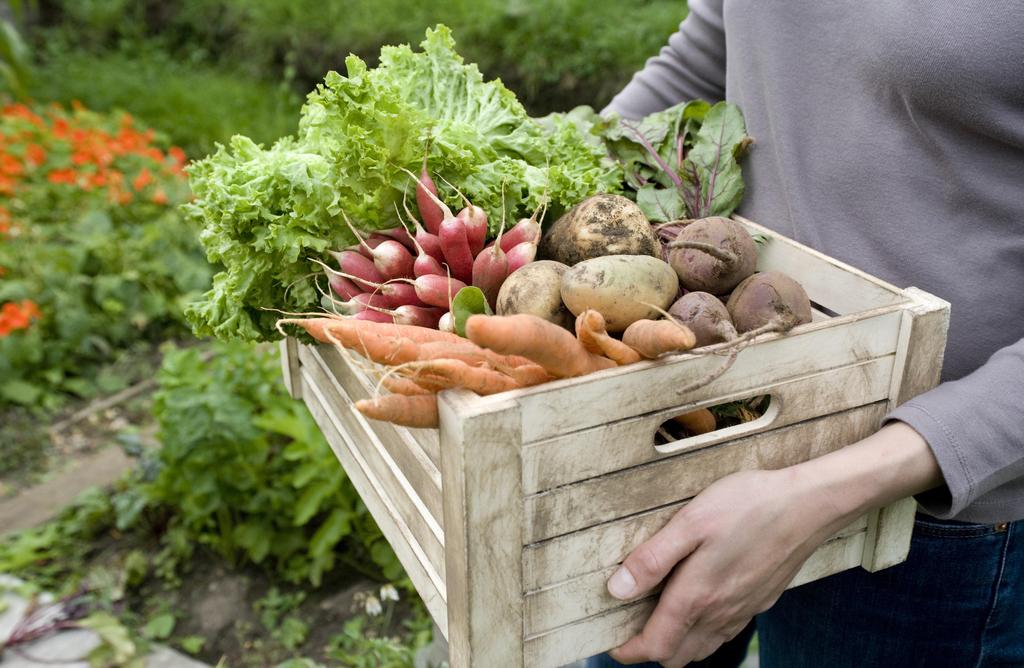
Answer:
[{"left": 885, "top": 402, "right": 972, "bottom": 519}]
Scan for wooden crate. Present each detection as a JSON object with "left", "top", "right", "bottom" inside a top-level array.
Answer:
[{"left": 280, "top": 215, "right": 949, "bottom": 667}]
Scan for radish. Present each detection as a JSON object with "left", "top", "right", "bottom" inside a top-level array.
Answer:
[
  {"left": 379, "top": 226, "right": 417, "bottom": 253},
  {"left": 355, "top": 235, "right": 389, "bottom": 260},
  {"left": 313, "top": 260, "right": 426, "bottom": 308},
  {"left": 399, "top": 197, "right": 446, "bottom": 264},
  {"left": 321, "top": 291, "right": 391, "bottom": 315},
  {"left": 416, "top": 154, "right": 444, "bottom": 235},
  {"left": 354, "top": 309, "right": 395, "bottom": 324},
  {"left": 362, "top": 303, "right": 445, "bottom": 328},
  {"left": 327, "top": 273, "right": 363, "bottom": 300},
  {"left": 438, "top": 312, "right": 455, "bottom": 333},
  {"left": 441, "top": 176, "right": 488, "bottom": 256},
  {"left": 500, "top": 218, "right": 542, "bottom": 252},
  {"left": 472, "top": 201, "right": 512, "bottom": 308},
  {"left": 505, "top": 241, "right": 537, "bottom": 274},
  {"left": 329, "top": 250, "right": 386, "bottom": 291},
  {"left": 439, "top": 218, "right": 475, "bottom": 283},
  {"left": 341, "top": 212, "right": 415, "bottom": 279},
  {"left": 398, "top": 275, "right": 468, "bottom": 309}
]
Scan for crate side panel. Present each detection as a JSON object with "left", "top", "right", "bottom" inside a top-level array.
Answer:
[
  {"left": 315, "top": 344, "right": 442, "bottom": 470},
  {"left": 736, "top": 216, "right": 906, "bottom": 314},
  {"left": 516, "top": 308, "right": 902, "bottom": 442},
  {"left": 299, "top": 364, "right": 446, "bottom": 586},
  {"left": 524, "top": 521, "right": 868, "bottom": 637},
  {"left": 301, "top": 346, "right": 444, "bottom": 527},
  {"left": 298, "top": 375, "right": 448, "bottom": 636},
  {"left": 523, "top": 356, "right": 894, "bottom": 494},
  {"left": 525, "top": 402, "right": 888, "bottom": 544},
  {"left": 439, "top": 393, "right": 525, "bottom": 667}
]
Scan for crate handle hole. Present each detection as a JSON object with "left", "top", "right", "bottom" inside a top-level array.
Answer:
[{"left": 653, "top": 394, "right": 778, "bottom": 455}]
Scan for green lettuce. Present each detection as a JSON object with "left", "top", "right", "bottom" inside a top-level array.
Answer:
[{"left": 185, "top": 26, "right": 621, "bottom": 341}]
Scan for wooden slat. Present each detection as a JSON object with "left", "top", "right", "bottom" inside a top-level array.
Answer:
[
  {"left": 507, "top": 307, "right": 902, "bottom": 443},
  {"left": 522, "top": 356, "right": 894, "bottom": 494},
  {"left": 301, "top": 346, "right": 444, "bottom": 527},
  {"left": 524, "top": 520, "right": 868, "bottom": 637},
  {"left": 439, "top": 392, "right": 525, "bottom": 666},
  {"left": 299, "top": 364, "right": 446, "bottom": 586},
  {"left": 861, "top": 287, "right": 951, "bottom": 572},
  {"left": 280, "top": 338, "right": 301, "bottom": 399},
  {"left": 524, "top": 599, "right": 656, "bottom": 668},
  {"left": 737, "top": 216, "right": 906, "bottom": 315},
  {"left": 315, "top": 344, "right": 442, "bottom": 469},
  {"left": 298, "top": 375, "right": 448, "bottom": 637},
  {"left": 525, "top": 402, "right": 888, "bottom": 544}
]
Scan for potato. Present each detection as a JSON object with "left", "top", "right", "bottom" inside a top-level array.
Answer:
[
  {"left": 539, "top": 194, "right": 660, "bottom": 266},
  {"left": 496, "top": 260, "right": 574, "bottom": 330},
  {"left": 560, "top": 255, "right": 679, "bottom": 332}
]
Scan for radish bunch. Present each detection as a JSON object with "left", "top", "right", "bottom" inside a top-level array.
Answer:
[{"left": 318, "top": 164, "right": 540, "bottom": 330}]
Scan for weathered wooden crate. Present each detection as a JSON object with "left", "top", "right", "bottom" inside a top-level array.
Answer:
[{"left": 280, "top": 215, "right": 949, "bottom": 667}]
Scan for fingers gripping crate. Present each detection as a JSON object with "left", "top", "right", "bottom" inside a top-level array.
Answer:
[{"left": 280, "top": 216, "right": 950, "bottom": 667}]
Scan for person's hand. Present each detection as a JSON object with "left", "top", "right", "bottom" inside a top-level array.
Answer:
[
  {"left": 605, "top": 467, "right": 836, "bottom": 666},
  {"left": 605, "top": 422, "right": 943, "bottom": 667}
]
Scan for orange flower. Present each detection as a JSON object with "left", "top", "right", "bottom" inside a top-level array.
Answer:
[
  {"left": 0, "top": 175, "right": 14, "bottom": 194},
  {"left": 0, "top": 300, "right": 41, "bottom": 337},
  {"left": 71, "top": 99, "right": 85, "bottom": 112},
  {"left": 168, "top": 146, "right": 187, "bottom": 167},
  {"left": 25, "top": 143, "right": 46, "bottom": 166},
  {"left": 132, "top": 167, "right": 153, "bottom": 191},
  {"left": 0, "top": 154, "right": 23, "bottom": 176},
  {"left": 47, "top": 168, "right": 78, "bottom": 185},
  {"left": 151, "top": 188, "right": 168, "bottom": 205}
]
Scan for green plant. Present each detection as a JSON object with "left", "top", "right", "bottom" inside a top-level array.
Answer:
[
  {"left": 0, "top": 102, "right": 211, "bottom": 409},
  {"left": 146, "top": 342, "right": 403, "bottom": 584}
]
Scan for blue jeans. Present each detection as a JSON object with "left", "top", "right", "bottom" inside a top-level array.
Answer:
[{"left": 587, "top": 513, "right": 1024, "bottom": 667}]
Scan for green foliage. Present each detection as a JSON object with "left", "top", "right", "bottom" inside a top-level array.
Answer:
[
  {"left": 31, "top": 41, "right": 300, "bottom": 158},
  {"left": 0, "top": 102, "right": 211, "bottom": 409},
  {"left": 0, "top": 18, "right": 32, "bottom": 100},
  {"left": 147, "top": 342, "right": 402, "bottom": 584},
  {"left": 324, "top": 612, "right": 432, "bottom": 668}
]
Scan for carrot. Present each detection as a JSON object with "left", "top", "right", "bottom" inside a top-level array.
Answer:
[
  {"left": 507, "top": 363, "right": 554, "bottom": 387},
  {"left": 575, "top": 310, "right": 643, "bottom": 366},
  {"left": 277, "top": 317, "right": 459, "bottom": 351},
  {"left": 379, "top": 375, "right": 432, "bottom": 396},
  {"left": 466, "top": 314, "right": 617, "bottom": 378},
  {"left": 416, "top": 340, "right": 534, "bottom": 368},
  {"left": 356, "top": 394, "right": 439, "bottom": 428},
  {"left": 672, "top": 407, "right": 717, "bottom": 435},
  {"left": 277, "top": 316, "right": 345, "bottom": 343},
  {"left": 399, "top": 359, "right": 520, "bottom": 395},
  {"left": 622, "top": 319, "right": 697, "bottom": 358}
]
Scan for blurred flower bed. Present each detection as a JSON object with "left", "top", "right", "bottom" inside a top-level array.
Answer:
[{"left": 0, "top": 102, "right": 210, "bottom": 409}]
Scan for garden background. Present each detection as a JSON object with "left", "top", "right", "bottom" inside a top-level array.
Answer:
[{"left": 0, "top": 1, "right": 689, "bottom": 665}]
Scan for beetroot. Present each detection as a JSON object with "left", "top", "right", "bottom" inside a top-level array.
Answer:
[
  {"left": 726, "top": 271, "right": 812, "bottom": 334},
  {"left": 667, "top": 217, "right": 757, "bottom": 294},
  {"left": 669, "top": 292, "right": 738, "bottom": 347}
]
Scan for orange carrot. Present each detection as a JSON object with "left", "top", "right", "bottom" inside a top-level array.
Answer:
[
  {"left": 622, "top": 319, "right": 697, "bottom": 359},
  {"left": 356, "top": 394, "right": 439, "bottom": 428},
  {"left": 276, "top": 316, "right": 345, "bottom": 344},
  {"left": 379, "top": 375, "right": 432, "bottom": 396},
  {"left": 278, "top": 317, "right": 463, "bottom": 346},
  {"left": 507, "top": 363, "right": 555, "bottom": 387},
  {"left": 672, "top": 408, "right": 717, "bottom": 435},
  {"left": 416, "top": 341, "right": 534, "bottom": 368},
  {"left": 466, "top": 314, "right": 617, "bottom": 378},
  {"left": 399, "top": 359, "right": 520, "bottom": 395},
  {"left": 575, "top": 310, "right": 643, "bottom": 366}
]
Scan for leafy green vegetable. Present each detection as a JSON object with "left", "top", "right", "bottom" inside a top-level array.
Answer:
[
  {"left": 450, "top": 286, "right": 492, "bottom": 337},
  {"left": 599, "top": 100, "right": 750, "bottom": 222},
  {"left": 185, "top": 26, "right": 621, "bottom": 342}
]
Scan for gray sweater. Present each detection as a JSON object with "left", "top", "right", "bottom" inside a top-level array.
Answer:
[{"left": 606, "top": 0, "right": 1024, "bottom": 523}]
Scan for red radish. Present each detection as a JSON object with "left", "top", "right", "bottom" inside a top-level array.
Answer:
[
  {"left": 409, "top": 275, "right": 467, "bottom": 309},
  {"left": 355, "top": 235, "right": 389, "bottom": 260},
  {"left": 442, "top": 176, "right": 488, "bottom": 256},
  {"left": 439, "top": 218, "right": 474, "bottom": 283},
  {"left": 354, "top": 309, "right": 395, "bottom": 324},
  {"left": 438, "top": 312, "right": 455, "bottom": 333},
  {"left": 330, "top": 250, "right": 385, "bottom": 290},
  {"left": 322, "top": 291, "right": 391, "bottom": 315},
  {"left": 472, "top": 204, "right": 511, "bottom": 309},
  {"left": 416, "top": 154, "right": 444, "bottom": 235},
  {"left": 362, "top": 303, "right": 445, "bottom": 328},
  {"left": 414, "top": 251, "right": 445, "bottom": 278},
  {"left": 399, "top": 197, "right": 446, "bottom": 264},
  {"left": 500, "top": 218, "right": 542, "bottom": 252},
  {"left": 505, "top": 241, "right": 537, "bottom": 274},
  {"left": 328, "top": 273, "right": 363, "bottom": 300},
  {"left": 379, "top": 226, "right": 417, "bottom": 253},
  {"left": 341, "top": 212, "right": 415, "bottom": 279},
  {"left": 313, "top": 260, "right": 426, "bottom": 308}
]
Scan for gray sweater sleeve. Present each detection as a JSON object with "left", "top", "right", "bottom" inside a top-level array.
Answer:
[
  {"left": 603, "top": 0, "right": 726, "bottom": 119},
  {"left": 889, "top": 338, "right": 1024, "bottom": 521}
]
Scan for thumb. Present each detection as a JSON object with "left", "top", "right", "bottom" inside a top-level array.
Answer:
[{"left": 607, "top": 511, "right": 700, "bottom": 600}]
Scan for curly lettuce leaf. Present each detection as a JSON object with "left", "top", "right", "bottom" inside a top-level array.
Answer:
[{"left": 185, "top": 26, "right": 620, "bottom": 341}]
